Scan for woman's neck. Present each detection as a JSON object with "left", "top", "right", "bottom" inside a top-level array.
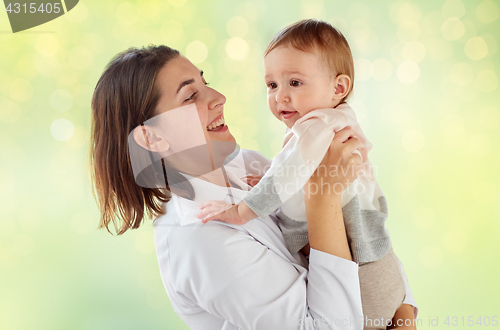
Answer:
[{"left": 198, "top": 167, "right": 232, "bottom": 188}]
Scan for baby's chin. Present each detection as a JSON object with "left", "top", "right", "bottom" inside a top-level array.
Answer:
[
  {"left": 282, "top": 114, "right": 301, "bottom": 129},
  {"left": 283, "top": 120, "right": 296, "bottom": 129}
]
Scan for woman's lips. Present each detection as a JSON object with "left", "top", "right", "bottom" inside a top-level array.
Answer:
[
  {"left": 207, "top": 124, "right": 228, "bottom": 133},
  {"left": 207, "top": 114, "right": 224, "bottom": 130}
]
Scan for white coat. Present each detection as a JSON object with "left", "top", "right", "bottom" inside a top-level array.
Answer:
[{"left": 153, "top": 150, "right": 417, "bottom": 330}]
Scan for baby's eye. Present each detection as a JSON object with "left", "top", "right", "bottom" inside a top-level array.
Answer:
[
  {"left": 290, "top": 80, "right": 302, "bottom": 87},
  {"left": 267, "top": 82, "right": 277, "bottom": 89}
]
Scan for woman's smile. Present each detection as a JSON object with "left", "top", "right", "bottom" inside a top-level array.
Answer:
[{"left": 207, "top": 114, "right": 226, "bottom": 131}]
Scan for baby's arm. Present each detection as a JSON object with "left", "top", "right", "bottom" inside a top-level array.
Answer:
[{"left": 197, "top": 201, "right": 257, "bottom": 225}]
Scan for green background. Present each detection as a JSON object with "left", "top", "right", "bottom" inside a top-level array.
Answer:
[{"left": 0, "top": 0, "right": 499, "bottom": 329}]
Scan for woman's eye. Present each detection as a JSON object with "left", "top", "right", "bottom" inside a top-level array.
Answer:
[
  {"left": 290, "top": 80, "right": 302, "bottom": 87},
  {"left": 185, "top": 92, "right": 197, "bottom": 102}
]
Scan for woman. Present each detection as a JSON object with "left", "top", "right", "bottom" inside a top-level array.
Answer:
[{"left": 90, "top": 45, "right": 417, "bottom": 329}]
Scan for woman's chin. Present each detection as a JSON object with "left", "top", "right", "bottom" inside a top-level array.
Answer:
[{"left": 207, "top": 124, "right": 236, "bottom": 143}]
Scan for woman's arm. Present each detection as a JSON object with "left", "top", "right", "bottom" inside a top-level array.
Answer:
[
  {"left": 305, "top": 127, "right": 362, "bottom": 260},
  {"left": 390, "top": 304, "right": 416, "bottom": 329}
]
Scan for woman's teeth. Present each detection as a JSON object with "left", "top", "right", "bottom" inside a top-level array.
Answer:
[{"left": 207, "top": 117, "right": 225, "bottom": 131}]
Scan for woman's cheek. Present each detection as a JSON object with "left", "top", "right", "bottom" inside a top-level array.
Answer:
[{"left": 196, "top": 108, "right": 208, "bottom": 128}]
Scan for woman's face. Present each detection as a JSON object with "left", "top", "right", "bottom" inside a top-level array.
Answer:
[{"left": 155, "top": 55, "right": 235, "bottom": 145}]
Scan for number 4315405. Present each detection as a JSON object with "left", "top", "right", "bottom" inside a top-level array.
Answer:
[
  {"left": 444, "top": 316, "right": 498, "bottom": 326},
  {"left": 5, "top": 3, "right": 61, "bottom": 14}
]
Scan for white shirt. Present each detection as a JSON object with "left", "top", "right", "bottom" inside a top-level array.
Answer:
[{"left": 153, "top": 150, "right": 417, "bottom": 330}]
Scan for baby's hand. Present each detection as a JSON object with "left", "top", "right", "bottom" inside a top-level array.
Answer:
[
  {"left": 240, "top": 175, "right": 262, "bottom": 187},
  {"left": 197, "top": 201, "right": 249, "bottom": 225}
]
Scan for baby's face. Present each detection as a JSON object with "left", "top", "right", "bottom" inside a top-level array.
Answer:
[{"left": 263, "top": 46, "right": 339, "bottom": 129}]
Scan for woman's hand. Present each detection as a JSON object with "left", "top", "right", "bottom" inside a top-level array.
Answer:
[
  {"left": 389, "top": 304, "right": 417, "bottom": 329},
  {"left": 304, "top": 127, "right": 362, "bottom": 260},
  {"left": 305, "top": 126, "right": 362, "bottom": 198}
]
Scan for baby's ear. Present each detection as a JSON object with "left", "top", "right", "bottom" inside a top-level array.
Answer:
[
  {"left": 333, "top": 74, "right": 351, "bottom": 100},
  {"left": 132, "top": 125, "right": 170, "bottom": 153}
]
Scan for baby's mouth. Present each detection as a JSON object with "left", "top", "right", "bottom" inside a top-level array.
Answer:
[{"left": 279, "top": 110, "right": 297, "bottom": 120}]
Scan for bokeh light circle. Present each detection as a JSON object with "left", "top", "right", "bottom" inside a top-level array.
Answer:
[
  {"left": 441, "top": 17, "right": 465, "bottom": 41},
  {"left": 354, "top": 58, "right": 371, "bottom": 81},
  {"left": 68, "top": 46, "right": 92, "bottom": 70},
  {"left": 9, "top": 79, "right": 33, "bottom": 102},
  {"left": 226, "top": 16, "right": 249, "bottom": 37},
  {"left": 465, "top": 36, "right": 488, "bottom": 60},
  {"left": 478, "top": 106, "right": 500, "bottom": 129},
  {"left": 0, "top": 98, "right": 21, "bottom": 124},
  {"left": 402, "top": 130, "right": 425, "bottom": 153},
  {"left": 397, "top": 61, "right": 420, "bottom": 84},
  {"left": 50, "top": 89, "right": 74, "bottom": 112},
  {"left": 116, "top": 2, "right": 139, "bottom": 26},
  {"left": 402, "top": 41, "right": 426, "bottom": 63},
  {"left": 34, "top": 54, "right": 58, "bottom": 75},
  {"left": 225, "top": 37, "right": 248, "bottom": 60},
  {"left": 167, "top": 0, "right": 187, "bottom": 7},
  {"left": 450, "top": 63, "right": 474, "bottom": 86},
  {"left": 397, "top": 22, "right": 420, "bottom": 42},
  {"left": 442, "top": 0, "right": 466, "bottom": 19},
  {"left": 371, "top": 59, "right": 393, "bottom": 81},
  {"left": 475, "top": 70, "right": 498, "bottom": 92},
  {"left": 476, "top": 0, "right": 499, "bottom": 23},
  {"left": 466, "top": 133, "right": 491, "bottom": 157},
  {"left": 51, "top": 119, "right": 75, "bottom": 141},
  {"left": 185, "top": 41, "right": 208, "bottom": 64},
  {"left": 35, "top": 35, "right": 59, "bottom": 57},
  {"left": 161, "top": 20, "right": 184, "bottom": 43}
]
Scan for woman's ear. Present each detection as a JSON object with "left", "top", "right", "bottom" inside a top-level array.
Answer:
[
  {"left": 133, "top": 125, "right": 170, "bottom": 153},
  {"left": 333, "top": 74, "right": 352, "bottom": 101}
]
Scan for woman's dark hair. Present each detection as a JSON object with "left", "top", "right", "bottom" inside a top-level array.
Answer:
[{"left": 90, "top": 45, "right": 181, "bottom": 235}]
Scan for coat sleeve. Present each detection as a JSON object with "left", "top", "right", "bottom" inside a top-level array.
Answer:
[
  {"left": 166, "top": 222, "right": 364, "bottom": 330},
  {"left": 396, "top": 255, "right": 418, "bottom": 317}
]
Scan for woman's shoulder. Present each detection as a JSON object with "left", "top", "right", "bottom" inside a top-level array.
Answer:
[
  {"left": 153, "top": 199, "right": 255, "bottom": 258},
  {"left": 239, "top": 149, "right": 270, "bottom": 164},
  {"left": 229, "top": 149, "right": 271, "bottom": 177}
]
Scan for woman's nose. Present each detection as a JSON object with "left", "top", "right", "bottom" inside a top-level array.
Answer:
[{"left": 207, "top": 87, "right": 226, "bottom": 110}]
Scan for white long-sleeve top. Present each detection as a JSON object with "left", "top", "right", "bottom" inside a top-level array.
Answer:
[{"left": 153, "top": 150, "right": 417, "bottom": 330}]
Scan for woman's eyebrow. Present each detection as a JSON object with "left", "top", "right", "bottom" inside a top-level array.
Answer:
[
  {"left": 176, "top": 70, "right": 204, "bottom": 94},
  {"left": 176, "top": 78, "right": 195, "bottom": 94}
]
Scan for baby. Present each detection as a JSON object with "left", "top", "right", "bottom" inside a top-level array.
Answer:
[{"left": 198, "top": 19, "right": 407, "bottom": 329}]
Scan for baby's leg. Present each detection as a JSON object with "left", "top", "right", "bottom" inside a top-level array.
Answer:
[{"left": 358, "top": 248, "right": 406, "bottom": 330}]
